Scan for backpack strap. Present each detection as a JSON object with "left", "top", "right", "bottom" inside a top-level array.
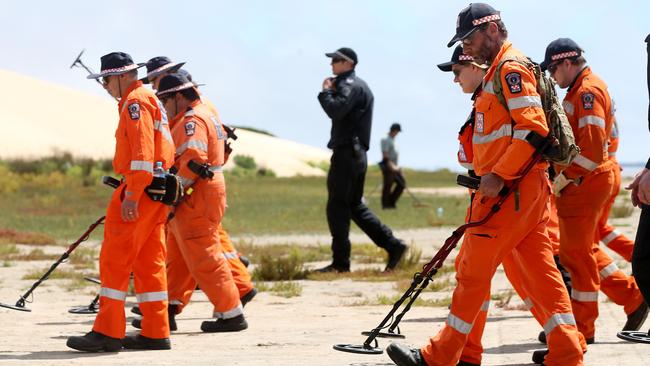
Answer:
[{"left": 491, "top": 55, "right": 534, "bottom": 112}]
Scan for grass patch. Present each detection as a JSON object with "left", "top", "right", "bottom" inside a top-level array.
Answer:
[
  {"left": 10, "top": 249, "right": 59, "bottom": 261},
  {"left": 610, "top": 200, "right": 634, "bottom": 219},
  {"left": 0, "top": 228, "right": 56, "bottom": 245},
  {"left": 347, "top": 293, "right": 453, "bottom": 307},
  {"left": 22, "top": 267, "right": 84, "bottom": 281},
  {"left": 0, "top": 244, "right": 20, "bottom": 258},
  {"left": 253, "top": 252, "right": 308, "bottom": 281},
  {"left": 257, "top": 281, "right": 302, "bottom": 298},
  {"left": 67, "top": 247, "right": 97, "bottom": 270},
  {"left": 491, "top": 289, "right": 516, "bottom": 308},
  {"left": 3, "top": 261, "right": 12, "bottom": 267}
]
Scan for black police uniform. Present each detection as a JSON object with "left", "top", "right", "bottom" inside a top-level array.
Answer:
[{"left": 318, "top": 70, "right": 405, "bottom": 271}]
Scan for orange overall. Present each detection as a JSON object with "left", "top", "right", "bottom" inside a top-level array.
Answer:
[
  {"left": 166, "top": 99, "right": 242, "bottom": 319},
  {"left": 557, "top": 67, "right": 643, "bottom": 339},
  {"left": 93, "top": 80, "right": 175, "bottom": 340},
  {"left": 597, "top": 118, "right": 634, "bottom": 261},
  {"left": 421, "top": 42, "right": 583, "bottom": 366}
]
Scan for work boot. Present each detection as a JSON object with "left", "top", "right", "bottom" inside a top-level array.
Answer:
[
  {"left": 66, "top": 331, "right": 122, "bottom": 352},
  {"left": 538, "top": 330, "right": 594, "bottom": 345},
  {"left": 386, "top": 343, "right": 427, "bottom": 366},
  {"left": 385, "top": 240, "right": 407, "bottom": 272},
  {"left": 241, "top": 288, "right": 258, "bottom": 307},
  {"left": 457, "top": 360, "right": 480, "bottom": 366},
  {"left": 532, "top": 347, "right": 587, "bottom": 365},
  {"left": 131, "top": 306, "right": 142, "bottom": 316},
  {"left": 201, "top": 314, "right": 248, "bottom": 333},
  {"left": 122, "top": 334, "right": 171, "bottom": 350},
  {"left": 314, "top": 263, "right": 350, "bottom": 273},
  {"left": 623, "top": 302, "right": 649, "bottom": 331},
  {"left": 239, "top": 255, "right": 250, "bottom": 268},
  {"left": 131, "top": 305, "right": 178, "bottom": 331}
]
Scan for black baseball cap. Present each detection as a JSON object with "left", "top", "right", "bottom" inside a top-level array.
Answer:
[
  {"left": 448, "top": 3, "right": 501, "bottom": 48},
  {"left": 87, "top": 52, "right": 143, "bottom": 79},
  {"left": 325, "top": 47, "right": 358, "bottom": 65},
  {"left": 540, "top": 38, "right": 584, "bottom": 72},
  {"left": 390, "top": 123, "right": 402, "bottom": 132},
  {"left": 437, "top": 45, "right": 476, "bottom": 72}
]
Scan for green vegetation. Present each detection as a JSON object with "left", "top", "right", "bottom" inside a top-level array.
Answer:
[
  {"left": 610, "top": 198, "right": 634, "bottom": 219},
  {"left": 257, "top": 281, "right": 303, "bottom": 298},
  {"left": 252, "top": 251, "right": 308, "bottom": 281},
  {"left": 347, "top": 293, "right": 453, "bottom": 307}
]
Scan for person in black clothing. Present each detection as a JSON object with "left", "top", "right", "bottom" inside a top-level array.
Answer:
[
  {"left": 380, "top": 123, "right": 406, "bottom": 209},
  {"left": 317, "top": 47, "right": 407, "bottom": 273}
]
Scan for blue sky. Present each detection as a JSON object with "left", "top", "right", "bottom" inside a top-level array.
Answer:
[{"left": 1, "top": 1, "right": 648, "bottom": 170}]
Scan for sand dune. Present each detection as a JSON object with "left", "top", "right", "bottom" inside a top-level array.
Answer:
[{"left": 0, "top": 69, "right": 329, "bottom": 177}]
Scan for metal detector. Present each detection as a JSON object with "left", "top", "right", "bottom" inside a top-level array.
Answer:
[
  {"left": 333, "top": 151, "right": 544, "bottom": 355},
  {"left": 70, "top": 49, "right": 118, "bottom": 101},
  {"left": 68, "top": 277, "right": 101, "bottom": 314},
  {"left": 616, "top": 33, "right": 650, "bottom": 345},
  {"left": 0, "top": 216, "right": 105, "bottom": 312}
]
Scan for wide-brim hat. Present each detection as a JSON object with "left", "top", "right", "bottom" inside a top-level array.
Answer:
[
  {"left": 87, "top": 52, "right": 144, "bottom": 79},
  {"left": 437, "top": 45, "right": 476, "bottom": 72},
  {"left": 138, "top": 56, "right": 186, "bottom": 84},
  {"left": 156, "top": 73, "right": 204, "bottom": 97}
]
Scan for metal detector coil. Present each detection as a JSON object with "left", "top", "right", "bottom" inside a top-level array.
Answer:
[
  {"left": 333, "top": 338, "right": 383, "bottom": 355},
  {"left": 68, "top": 277, "right": 101, "bottom": 314},
  {"left": 617, "top": 330, "right": 650, "bottom": 344}
]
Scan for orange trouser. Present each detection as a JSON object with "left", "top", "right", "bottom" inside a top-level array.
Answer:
[
  {"left": 422, "top": 168, "right": 583, "bottom": 366},
  {"left": 166, "top": 177, "right": 242, "bottom": 318},
  {"left": 548, "top": 195, "right": 561, "bottom": 255},
  {"left": 597, "top": 163, "right": 634, "bottom": 261},
  {"left": 218, "top": 225, "right": 255, "bottom": 298},
  {"left": 558, "top": 166, "right": 643, "bottom": 339},
  {"left": 93, "top": 186, "right": 170, "bottom": 339}
]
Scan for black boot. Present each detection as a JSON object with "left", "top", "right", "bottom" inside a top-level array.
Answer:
[
  {"left": 131, "top": 306, "right": 142, "bottom": 316},
  {"left": 386, "top": 343, "right": 427, "bottom": 366},
  {"left": 385, "top": 240, "right": 407, "bottom": 272},
  {"left": 132, "top": 305, "right": 178, "bottom": 331},
  {"left": 623, "top": 302, "right": 649, "bottom": 331},
  {"left": 457, "top": 360, "right": 480, "bottom": 366},
  {"left": 122, "top": 334, "right": 171, "bottom": 350},
  {"left": 66, "top": 331, "right": 122, "bottom": 352},
  {"left": 314, "top": 263, "right": 350, "bottom": 273},
  {"left": 201, "top": 314, "right": 248, "bottom": 333},
  {"left": 241, "top": 288, "right": 258, "bottom": 307},
  {"left": 538, "top": 331, "right": 594, "bottom": 345}
]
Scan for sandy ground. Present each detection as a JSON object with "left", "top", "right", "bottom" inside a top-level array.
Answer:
[{"left": 1, "top": 207, "right": 648, "bottom": 365}]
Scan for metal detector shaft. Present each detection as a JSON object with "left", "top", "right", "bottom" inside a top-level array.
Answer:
[
  {"left": 9, "top": 216, "right": 105, "bottom": 309},
  {"left": 70, "top": 49, "right": 118, "bottom": 101},
  {"left": 359, "top": 152, "right": 544, "bottom": 348}
]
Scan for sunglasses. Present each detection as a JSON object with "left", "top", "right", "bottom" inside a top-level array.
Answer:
[
  {"left": 331, "top": 57, "right": 345, "bottom": 64},
  {"left": 159, "top": 94, "right": 173, "bottom": 104},
  {"left": 101, "top": 75, "right": 112, "bottom": 86},
  {"left": 547, "top": 62, "right": 560, "bottom": 74}
]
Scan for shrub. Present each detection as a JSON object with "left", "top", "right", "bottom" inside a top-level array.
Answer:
[
  {"left": 234, "top": 155, "right": 257, "bottom": 170},
  {"left": 253, "top": 251, "right": 308, "bottom": 281}
]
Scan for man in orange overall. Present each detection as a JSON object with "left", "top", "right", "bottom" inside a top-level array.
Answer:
[
  {"left": 131, "top": 67, "right": 256, "bottom": 323},
  {"left": 387, "top": 5, "right": 584, "bottom": 365},
  {"left": 153, "top": 73, "right": 247, "bottom": 332},
  {"left": 67, "top": 52, "right": 175, "bottom": 351},
  {"left": 541, "top": 38, "right": 648, "bottom": 342}
]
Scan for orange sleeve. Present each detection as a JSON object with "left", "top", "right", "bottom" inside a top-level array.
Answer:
[
  {"left": 175, "top": 117, "right": 209, "bottom": 187},
  {"left": 563, "top": 88, "right": 608, "bottom": 179},
  {"left": 492, "top": 62, "right": 549, "bottom": 180},
  {"left": 122, "top": 99, "right": 155, "bottom": 201}
]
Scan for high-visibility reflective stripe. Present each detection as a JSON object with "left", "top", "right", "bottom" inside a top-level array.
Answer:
[
  {"left": 130, "top": 160, "right": 153, "bottom": 173},
  {"left": 169, "top": 299, "right": 183, "bottom": 305},
  {"left": 223, "top": 251, "right": 239, "bottom": 260},
  {"left": 154, "top": 120, "right": 174, "bottom": 144},
  {"left": 179, "top": 176, "right": 195, "bottom": 188},
  {"left": 573, "top": 154, "right": 598, "bottom": 171},
  {"left": 600, "top": 262, "right": 619, "bottom": 279},
  {"left": 512, "top": 129, "right": 531, "bottom": 141},
  {"left": 460, "top": 162, "right": 474, "bottom": 170},
  {"left": 563, "top": 101, "right": 575, "bottom": 115},
  {"left": 447, "top": 313, "right": 472, "bottom": 334},
  {"left": 184, "top": 110, "right": 195, "bottom": 117},
  {"left": 609, "top": 151, "right": 617, "bottom": 157},
  {"left": 543, "top": 313, "right": 576, "bottom": 334},
  {"left": 483, "top": 81, "right": 494, "bottom": 94},
  {"left": 209, "top": 165, "right": 223, "bottom": 173},
  {"left": 507, "top": 96, "right": 542, "bottom": 110},
  {"left": 472, "top": 124, "right": 512, "bottom": 145},
  {"left": 480, "top": 300, "right": 490, "bottom": 312},
  {"left": 571, "top": 290, "right": 598, "bottom": 302},
  {"left": 524, "top": 297, "right": 534, "bottom": 311},
  {"left": 214, "top": 304, "right": 243, "bottom": 319},
  {"left": 100, "top": 287, "right": 127, "bottom": 301},
  {"left": 136, "top": 291, "right": 168, "bottom": 303},
  {"left": 176, "top": 140, "right": 208, "bottom": 155},
  {"left": 601, "top": 230, "right": 621, "bottom": 245},
  {"left": 578, "top": 115, "right": 606, "bottom": 129},
  {"left": 611, "top": 121, "right": 619, "bottom": 138}
]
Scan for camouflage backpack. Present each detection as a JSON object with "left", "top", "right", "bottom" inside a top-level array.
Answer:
[{"left": 492, "top": 56, "right": 580, "bottom": 166}]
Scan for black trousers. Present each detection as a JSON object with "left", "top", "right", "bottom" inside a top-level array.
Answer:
[
  {"left": 327, "top": 147, "right": 400, "bottom": 268},
  {"left": 380, "top": 163, "right": 405, "bottom": 208},
  {"left": 632, "top": 204, "right": 650, "bottom": 306}
]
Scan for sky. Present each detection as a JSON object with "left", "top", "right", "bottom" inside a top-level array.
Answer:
[{"left": 0, "top": 0, "right": 648, "bottom": 171}]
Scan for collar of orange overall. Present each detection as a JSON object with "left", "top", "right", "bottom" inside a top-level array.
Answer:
[
  {"left": 484, "top": 40, "right": 512, "bottom": 81},
  {"left": 566, "top": 66, "right": 591, "bottom": 94},
  {"left": 118, "top": 80, "right": 144, "bottom": 109}
]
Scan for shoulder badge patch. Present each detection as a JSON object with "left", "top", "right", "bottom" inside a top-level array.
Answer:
[
  {"left": 128, "top": 103, "right": 140, "bottom": 120},
  {"left": 185, "top": 121, "right": 196, "bottom": 136},
  {"left": 475, "top": 112, "right": 484, "bottom": 133},
  {"left": 582, "top": 93, "right": 594, "bottom": 110},
  {"left": 504, "top": 72, "right": 522, "bottom": 94}
]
